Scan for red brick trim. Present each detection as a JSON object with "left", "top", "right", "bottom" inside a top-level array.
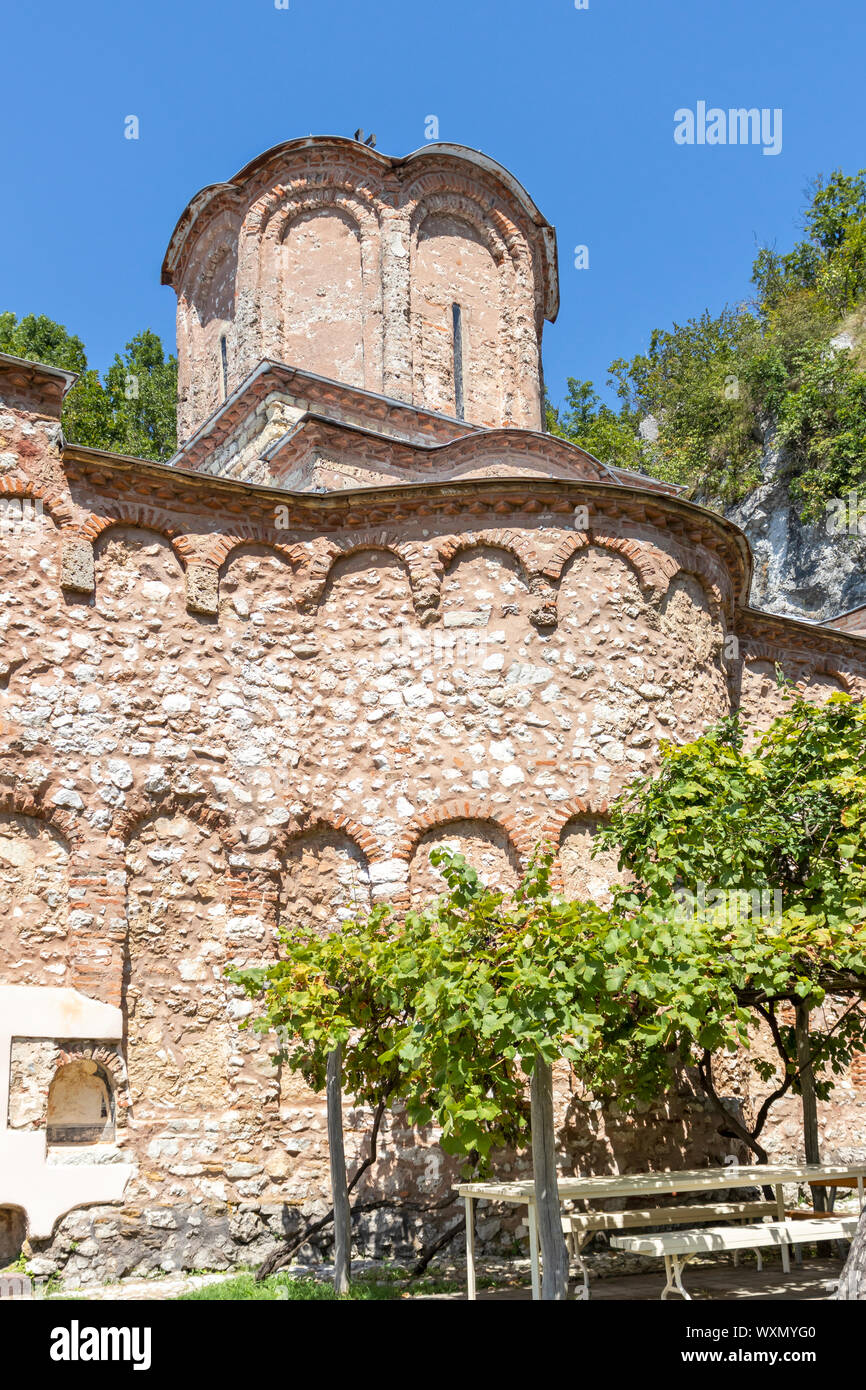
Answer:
[
  {"left": 536, "top": 798, "right": 611, "bottom": 846},
  {"left": 797, "top": 660, "right": 854, "bottom": 694},
  {"left": 302, "top": 533, "right": 437, "bottom": 615},
  {"left": 206, "top": 534, "right": 306, "bottom": 571},
  {"left": 530, "top": 799, "right": 614, "bottom": 892},
  {"left": 436, "top": 529, "right": 541, "bottom": 587},
  {"left": 394, "top": 798, "right": 524, "bottom": 864},
  {"left": 252, "top": 183, "right": 380, "bottom": 249},
  {"left": 79, "top": 511, "right": 190, "bottom": 569},
  {"left": 0, "top": 786, "right": 80, "bottom": 846},
  {"left": 543, "top": 532, "right": 675, "bottom": 595},
  {"left": 276, "top": 810, "right": 384, "bottom": 863},
  {"left": 408, "top": 186, "right": 512, "bottom": 266},
  {"left": 114, "top": 792, "right": 232, "bottom": 845},
  {"left": 0, "top": 477, "right": 74, "bottom": 528},
  {"left": 53, "top": 1044, "right": 129, "bottom": 1124}
]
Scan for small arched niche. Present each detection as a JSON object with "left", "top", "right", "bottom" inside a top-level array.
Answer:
[
  {"left": 559, "top": 815, "right": 625, "bottom": 910},
  {"left": 46, "top": 1059, "right": 115, "bottom": 1146},
  {"left": 408, "top": 818, "right": 520, "bottom": 907}
]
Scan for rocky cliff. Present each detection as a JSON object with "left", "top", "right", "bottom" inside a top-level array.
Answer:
[{"left": 725, "top": 437, "right": 866, "bottom": 624}]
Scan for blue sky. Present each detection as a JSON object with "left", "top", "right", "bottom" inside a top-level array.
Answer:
[{"left": 3, "top": 0, "right": 864, "bottom": 409}]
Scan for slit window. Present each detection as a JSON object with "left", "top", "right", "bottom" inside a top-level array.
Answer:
[
  {"left": 220, "top": 334, "right": 229, "bottom": 402},
  {"left": 452, "top": 303, "right": 465, "bottom": 421}
]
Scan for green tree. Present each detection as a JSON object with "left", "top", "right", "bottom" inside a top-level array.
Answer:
[
  {"left": 550, "top": 168, "right": 866, "bottom": 514},
  {"left": 234, "top": 695, "right": 866, "bottom": 1300},
  {"left": 230, "top": 905, "right": 423, "bottom": 1290},
  {"left": 0, "top": 311, "right": 177, "bottom": 461},
  {"left": 102, "top": 330, "right": 178, "bottom": 460},
  {"left": 597, "top": 690, "right": 866, "bottom": 1163},
  {"left": 546, "top": 378, "right": 642, "bottom": 470}
]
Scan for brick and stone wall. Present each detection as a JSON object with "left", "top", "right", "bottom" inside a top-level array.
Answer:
[
  {"left": 2, "top": 351, "right": 865, "bottom": 1281},
  {"left": 4, "top": 118, "right": 866, "bottom": 1281}
]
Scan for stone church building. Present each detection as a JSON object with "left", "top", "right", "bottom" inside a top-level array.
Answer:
[{"left": 1, "top": 136, "right": 865, "bottom": 1281}]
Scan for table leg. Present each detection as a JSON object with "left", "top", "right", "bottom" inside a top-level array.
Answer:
[
  {"left": 662, "top": 1253, "right": 693, "bottom": 1301},
  {"left": 528, "top": 1202, "right": 541, "bottom": 1301},
  {"left": 775, "top": 1186, "right": 790, "bottom": 1274},
  {"left": 464, "top": 1196, "right": 476, "bottom": 1301}
]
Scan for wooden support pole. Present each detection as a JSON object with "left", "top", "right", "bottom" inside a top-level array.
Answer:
[
  {"left": 530, "top": 1056, "right": 570, "bottom": 1301},
  {"left": 795, "top": 1004, "right": 827, "bottom": 1214},
  {"left": 327, "top": 1045, "right": 352, "bottom": 1293}
]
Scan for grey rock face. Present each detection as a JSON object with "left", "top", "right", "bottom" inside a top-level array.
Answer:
[{"left": 723, "top": 440, "right": 866, "bottom": 623}]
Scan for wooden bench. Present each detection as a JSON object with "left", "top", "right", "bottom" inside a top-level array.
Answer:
[
  {"left": 562, "top": 1201, "right": 777, "bottom": 1297},
  {"left": 610, "top": 1217, "right": 859, "bottom": 1299}
]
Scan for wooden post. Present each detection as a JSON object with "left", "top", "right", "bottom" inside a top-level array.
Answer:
[
  {"left": 795, "top": 1004, "right": 827, "bottom": 1214},
  {"left": 327, "top": 1045, "right": 352, "bottom": 1293},
  {"left": 464, "top": 1196, "right": 476, "bottom": 1301},
  {"left": 530, "top": 1056, "right": 570, "bottom": 1301}
]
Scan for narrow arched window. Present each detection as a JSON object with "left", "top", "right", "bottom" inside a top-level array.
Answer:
[
  {"left": 452, "top": 303, "right": 465, "bottom": 420},
  {"left": 220, "top": 334, "right": 229, "bottom": 402}
]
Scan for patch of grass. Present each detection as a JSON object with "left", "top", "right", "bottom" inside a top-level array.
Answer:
[
  {"left": 177, "top": 1263, "right": 468, "bottom": 1301},
  {"left": 178, "top": 1273, "right": 399, "bottom": 1301}
]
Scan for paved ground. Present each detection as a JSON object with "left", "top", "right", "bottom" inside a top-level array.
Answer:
[
  {"left": 437, "top": 1258, "right": 843, "bottom": 1300},
  {"left": 39, "top": 1255, "right": 844, "bottom": 1301}
]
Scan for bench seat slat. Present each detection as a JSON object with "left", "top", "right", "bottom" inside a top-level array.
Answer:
[{"left": 611, "top": 1217, "right": 858, "bottom": 1257}]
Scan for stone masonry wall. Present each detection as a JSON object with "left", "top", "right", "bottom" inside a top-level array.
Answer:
[{"left": 2, "top": 368, "right": 866, "bottom": 1280}]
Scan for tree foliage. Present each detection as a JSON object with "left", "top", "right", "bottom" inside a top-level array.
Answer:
[
  {"left": 549, "top": 169, "right": 866, "bottom": 516},
  {"left": 596, "top": 690, "right": 866, "bottom": 1156},
  {"left": 0, "top": 312, "right": 177, "bottom": 461}
]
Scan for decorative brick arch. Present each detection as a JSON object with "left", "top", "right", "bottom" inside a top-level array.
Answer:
[
  {"left": 660, "top": 559, "right": 728, "bottom": 625},
  {"left": 436, "top": 529, "right": 541, "bottom": 588},
  {"left": 545, "top": 532, "right": 674, "bottom": 598},
  {"left": 186, "top": 213, "right": 242, "bottom": 318},
  {"left": 206, "top": 534, "right": 306, "bottom": 573},
  {"left": 741, "top": 643, "right": 786, "bottom": 666},
  {"left": 302, "top": 535, "right": 425, "bottom": 616},
  {"left": 409, "top": 189, "right": 515, "bottom": 424},
  {"left": 404, "top": 169, "right": 548, "bottom": 407},
  {"left": 82, "top": 513, "right": 192, "bottom": 569},
  {"left": 408, "top": 190, "right": 510, "bottom": 268},
  {"left": 114, "top": 793, "right": 233, "bottom": 849},
  {"left": 52, "top": 1044, "right": 129, "bottom": 1128},
  {"left": 394, "top": 799, "right": 524, "bottom": 865},
  {"left": 797, "top": 661, "right": 854, "bottom": 694},
  {"left": 535, "top": 798, "right": 616, "bottom": 894},
  {"left": 248, "top": 186, "right": 383, "bottom": 379},
  {"left": 0, "top": 477, "right": 73, "bottom": 528},
  {"left": 275, "top": 810, "right": 384, "bottom": 864},
  {"left": 251, "top": 181, "right": 381, "bottom": 248},
  {"left": 740, "top": 645, "right": 806, "bottom": 684},
  {"left": 0, "top": 787, "right": 80, "bottom": 848},
  {"left": 536, "top": 797, "right": 612, "bottom": 849}
]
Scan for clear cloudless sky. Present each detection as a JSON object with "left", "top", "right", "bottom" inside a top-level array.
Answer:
[{"left": 3, "top": 0, "right": 865, "bottom": 409}]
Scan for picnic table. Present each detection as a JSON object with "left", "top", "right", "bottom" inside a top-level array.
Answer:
[{"left": 456, "top": 1162, "right": 866, "bottom": 1299}]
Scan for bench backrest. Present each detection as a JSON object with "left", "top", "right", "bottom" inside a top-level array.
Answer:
[{"left": 562, "top": 1201, "right": 776, "bottom": 1234}]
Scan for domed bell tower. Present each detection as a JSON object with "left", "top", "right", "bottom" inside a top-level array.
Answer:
[{"left": 162, "top": 136, "right": 559, "bottom": 443}]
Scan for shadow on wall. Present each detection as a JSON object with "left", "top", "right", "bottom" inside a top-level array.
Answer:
[
  {"left": 0, "top": 1206, "right": 27, "bottom": 1266},
  {"left": 560, "top": 1072, "right": 751, "bottom": 1180}
]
